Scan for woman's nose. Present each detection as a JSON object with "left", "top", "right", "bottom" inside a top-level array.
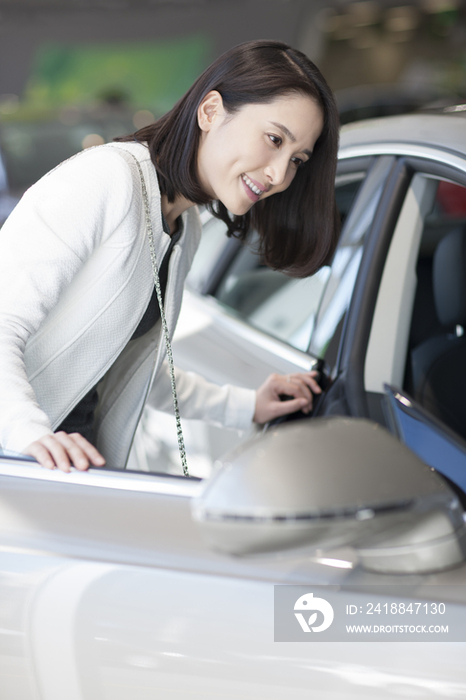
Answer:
[{"left": 264, "top": 156, "right": 289, "bottom": 188}]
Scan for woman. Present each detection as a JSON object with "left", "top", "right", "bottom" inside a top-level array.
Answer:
[{"left": 0, "top": 40, "right": 339, "bottom": 473}]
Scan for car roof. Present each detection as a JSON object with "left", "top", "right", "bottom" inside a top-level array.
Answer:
[{"left": 339, "top": 111, "right": 466, "bottom": 158}]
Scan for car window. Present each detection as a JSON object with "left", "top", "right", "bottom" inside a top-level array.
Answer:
[
  {"left": 206, "top": 174, "right": 367, "bottom": 352},
  {"left": 310, "top": 156, "right": 395, "bottom": 365}
]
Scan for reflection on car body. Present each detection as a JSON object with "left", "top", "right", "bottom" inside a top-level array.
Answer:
[{"left": 2, "top": 109, "right": 466, "bottom": 698}]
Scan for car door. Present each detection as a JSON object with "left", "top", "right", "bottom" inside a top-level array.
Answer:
[
  {"left": 385, "top": 383, "right": 466, "bottom": 498},
  {"left": 316, "top": 136, "right": 466, "bottom": 435},
  {"left": 364, "top": 162, "right": 466, "bottom": 504}
]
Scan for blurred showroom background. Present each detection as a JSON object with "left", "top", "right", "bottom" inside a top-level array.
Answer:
[
  {"left": 1, "top": 0, "right": 465, "bottom": 207},
  {"left": 0, "top": 0, "right": 465, "bottom": 474}
]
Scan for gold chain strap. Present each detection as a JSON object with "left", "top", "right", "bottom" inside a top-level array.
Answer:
[{"left": 129, "top": 154, "right": 189, "bottom": 477}]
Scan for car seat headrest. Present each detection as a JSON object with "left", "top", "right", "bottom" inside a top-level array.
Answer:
[{"left": 433, "top": 226, "right": 466, "bottom": 326}]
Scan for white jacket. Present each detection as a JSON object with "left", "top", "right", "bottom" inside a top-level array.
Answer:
[{"left": 0, "top": 141, "right": 256, "bottom": 467}]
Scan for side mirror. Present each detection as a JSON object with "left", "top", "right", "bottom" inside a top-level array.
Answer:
[{"left": 192, "top": 417, "right": 466, "bottom": 574}]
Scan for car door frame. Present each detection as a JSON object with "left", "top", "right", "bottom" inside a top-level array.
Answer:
[{"left": 330, "top": 141, "right": 466, "bottom": 427}]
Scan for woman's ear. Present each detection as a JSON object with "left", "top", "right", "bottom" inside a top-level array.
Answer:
[{"left": 197, "top": 90, "right": 224, "bottom": 132}]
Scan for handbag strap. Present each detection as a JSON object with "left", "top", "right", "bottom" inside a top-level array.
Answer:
[{"left": 128, "top": 154, "right": 189, "bottom": 477}]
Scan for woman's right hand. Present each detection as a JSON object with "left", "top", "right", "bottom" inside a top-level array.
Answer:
[{"left": 24, "top": 432, "right": 106, "bottom": 472}]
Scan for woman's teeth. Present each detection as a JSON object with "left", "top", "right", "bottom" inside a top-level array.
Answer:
[{"left": 242, "top": 174, "right": 263, "bottom": 196}]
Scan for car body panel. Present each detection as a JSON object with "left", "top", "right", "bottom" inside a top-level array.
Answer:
[{"left": 2, "top": 458, "right": 466, "bottom": 699}]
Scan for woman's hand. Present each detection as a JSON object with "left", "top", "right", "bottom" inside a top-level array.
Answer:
[
  {"left": 24, "top": 432, "right": 106, "bottom": 472},
  {"left": 253, "top": 371, "right": 322, "bottom": 424}
]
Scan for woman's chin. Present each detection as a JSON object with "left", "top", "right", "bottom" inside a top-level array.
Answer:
[{"left": 223, "top": 202, "right": 254, "bottom": 217}]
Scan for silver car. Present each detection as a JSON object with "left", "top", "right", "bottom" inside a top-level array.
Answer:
[{"left": 2, "top": 108, "right": 466, "bottom": 699}]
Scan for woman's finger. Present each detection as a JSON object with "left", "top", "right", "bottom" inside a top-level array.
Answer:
[
  {"left": 24, "top": 432, "right": 105, "bottom": 472},
  {"left": 275, "top": 377, "right": 314, "bottom": 408},
  {"left": 51, "top": 432, "right": 91, "bottom": 471},
  {"left": 23, "top": 441, "right": 57, "bottom": 470},
  {"left": 286, "top": 378, "right": 314, "bottom": 400},
  {"left": 268, "top": 397, "right": 309, "bottom": 420},
  {"left": 53, "top": 431, "right": 105, "bottom": 470},
  {"left": 285, "top": 381, "right": 314, "bottom": 414},
  {"left": 64, "top": 432, "right": 106, "bottom": 467},
  {"left": 32, "top": 434, "right": 73, "bottom": 472},
  {"left": 287, "top": 372, "right": 322, "bottom": 395}
]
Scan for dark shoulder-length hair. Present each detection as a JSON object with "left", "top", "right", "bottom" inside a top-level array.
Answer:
[{"left": 115, "top": 40, "right": 340, "bottom": 277}]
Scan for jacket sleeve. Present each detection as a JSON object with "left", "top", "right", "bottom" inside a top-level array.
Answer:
[
  {"left": 0, "top": 147, "right": 135, "bottom": 452},
  {"left": 147, "top": 361, "right": 256, "bottom": 431}
]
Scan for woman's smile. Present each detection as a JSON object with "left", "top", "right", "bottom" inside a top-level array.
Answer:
[
  {"left": 241, "top": 173, "right": 266, "bottom": 202},
  {"left": 196, "top": 92, "right": 324, "bottom": 216}
]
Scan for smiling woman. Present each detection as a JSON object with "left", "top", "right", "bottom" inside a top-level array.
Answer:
[
  {"left": 119, "top": 40, "right": 340, "bottom": 277},
  {"left": 0, "top": 40, "right": 339, "bottom": 473}
]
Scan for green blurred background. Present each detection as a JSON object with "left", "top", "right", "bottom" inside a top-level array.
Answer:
[{"left": 21, "top": 35, "right": 211, "bottom": 117}]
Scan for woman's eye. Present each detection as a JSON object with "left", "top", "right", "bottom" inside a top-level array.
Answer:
[
  {"left": 291, "top": 156, "right": 304, "bottom": 168},
  {"left": 268, "top": 134, "right": 282, "bottom": 147}
]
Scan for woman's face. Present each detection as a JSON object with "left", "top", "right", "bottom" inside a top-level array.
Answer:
[{"left": 196, "top": 91, "right": 324, "bottom": 216}]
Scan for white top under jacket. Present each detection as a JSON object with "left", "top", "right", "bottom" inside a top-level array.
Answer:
[{"left": 0, "top": 141, "right": 256, "bottom": 467}]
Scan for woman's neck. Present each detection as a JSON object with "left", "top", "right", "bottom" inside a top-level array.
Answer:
[{"left": 161, "top": 194, "right": 195, "bottom": 235}]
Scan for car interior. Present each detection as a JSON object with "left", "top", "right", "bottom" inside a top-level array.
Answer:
[{"left": 404, "top": 180, "right": 466, "bottom": 442}]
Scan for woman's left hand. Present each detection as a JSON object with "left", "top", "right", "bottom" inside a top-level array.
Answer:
[{"left": 253, "top": 371, "right": 322, "bottom": 424}]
